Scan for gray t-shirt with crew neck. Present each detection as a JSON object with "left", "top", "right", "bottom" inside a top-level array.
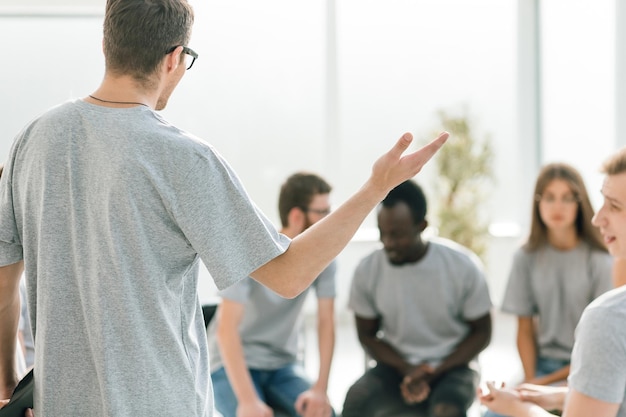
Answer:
[
  {"left": 0, "top": 99, "right": 290, "bottom": 417},
  {"left": 348, "top": 237, "right": 492, "bottom": 367},
  {"left": 501, "top": 242, "right": 612, "bottom": 361},
  {"left": 207, "top": 260, "right": 336, "bottom": 371}
]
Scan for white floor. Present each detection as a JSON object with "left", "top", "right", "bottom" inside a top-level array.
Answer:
[{"left": 302, "top": 309, "right": 522, "bottom": 417}]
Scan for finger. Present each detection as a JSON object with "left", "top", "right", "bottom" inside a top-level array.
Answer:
[
  {"left": 294, "top": 397, "right": 305, "bottom": 414},
  {"left": 401, "top": 131, "right": 449, "bottom": 171},
  {"left": 26, "top": 409, "right": 35, "bottom": 417},
  {"left": 387, "top": 133, "right": 414, "bottom": 160}
]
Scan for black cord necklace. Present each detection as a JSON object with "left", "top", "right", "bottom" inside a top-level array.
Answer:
[{"left": 88, "top": 95, "right": 149, "bottom": 108}]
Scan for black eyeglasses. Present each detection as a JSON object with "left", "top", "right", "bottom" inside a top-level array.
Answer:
[
  {"left": 166, "top": 46, "right": 198, "bottom": 70},
  {"left": 301, "top": 207, "right": 331, "bottom": 216}
]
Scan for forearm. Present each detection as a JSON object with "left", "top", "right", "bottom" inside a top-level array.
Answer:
[
  {"left": 217, "top": 331, "right": 259, "bottom": 404},
  {"left": 532, "top": 365, "right": 570, "bottom": 386},
  {"left": 517, "top": 322, "right": 537, "bottom": 381},
  {"left": 0, "top": 263, "right": 23, "bottom": 398},
  {"left": 251, "top": 184, "right": 384, "bottom": 298},
  {"left": 360, "top": 335, "right": 412, "bottom": 375},
  {"left": 433, "top": 328, "right": 490, "bottom": 380},
  {"left": 518, "top": 403, "right": 558, "bottom": 417},
  {"left": 314, "top": 314, "right": 335, "bottom": 391}
]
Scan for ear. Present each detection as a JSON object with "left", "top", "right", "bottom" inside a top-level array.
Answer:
[
  {"left": 418, "top": 219, "right": 428, "bottom": 232},
  {"left": 287, "top": 207, "right": 306, "bottom": 231},
  {"left": 164, "top": 46, "right": 183, "bottom": 74}
]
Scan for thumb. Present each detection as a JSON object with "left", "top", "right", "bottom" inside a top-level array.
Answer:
[{"left": 294, "top": 395, "right": 306, "bottom": 414}]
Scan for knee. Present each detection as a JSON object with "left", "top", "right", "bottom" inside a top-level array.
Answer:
[{"left": 431, "top": 402, "right": 464, "bottom": 417}]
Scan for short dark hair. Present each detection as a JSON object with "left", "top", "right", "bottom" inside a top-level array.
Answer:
[
  {"left": 103, "top": 0, "right": 194, "bottom": 85},
  {"left": 278, "top": 172, "right": 332, "bottom": 227},
  {"left": 382, "top": 180, "right": 427, "bottom": 224}
]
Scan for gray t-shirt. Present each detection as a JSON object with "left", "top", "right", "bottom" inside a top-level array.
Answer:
[
  {"left": 208, "top": 260, "right": 336, "bottom": 371},
  {"left": 569, "top": 286, "right": 626, "bottom": 416},
  {"left": 0, "top": 100, "right": 290, "bottom": 417},
  {"left": 501, "top": 242, "right": 613, "bottom": 361},
  {"left": 348, "top": 237, "right": 492, "bottom": 367}
]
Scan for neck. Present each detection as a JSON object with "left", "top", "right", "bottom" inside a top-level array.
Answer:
[
  {"left": 547, "top": 228, "right": 579, "bottom": 250},
  {"left": 89, "top": 75, "right": 158, "bottom": 109}
]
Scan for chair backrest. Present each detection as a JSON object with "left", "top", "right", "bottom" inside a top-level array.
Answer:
[{"left": 202, "top": 303, "right": 218, "bottom": 329}]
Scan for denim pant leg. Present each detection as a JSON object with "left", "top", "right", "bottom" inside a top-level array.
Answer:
[
  {"left": 535, "top": 357, "right": 570, "bottom": 380},
  {"left": 212, "top": 367, "right": 267, "bottom": 417},
  {"left": 211, "top": 368, "right": 239, "bottom": 417},
  {"left": 263, "top": 364, "right": 337, "bottom": 417}
]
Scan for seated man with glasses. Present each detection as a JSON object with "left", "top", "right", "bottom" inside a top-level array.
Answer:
[{"left": 208, "top": 172, "right": 337, "bottom": 417}]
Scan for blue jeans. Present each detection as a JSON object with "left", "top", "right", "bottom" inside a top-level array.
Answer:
[
  {"left": 483, "top": 357, "right": 570, "bottom": 417},
  {"left": 212, "top": 364, "right": 336, "bottom": 417}
]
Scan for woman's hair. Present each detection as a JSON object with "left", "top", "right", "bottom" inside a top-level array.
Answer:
[{"left": 525, "top": 162, "right": 606, "bottom": 252}]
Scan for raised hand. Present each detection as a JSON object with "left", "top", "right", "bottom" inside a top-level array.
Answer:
[{"left": 367, "top": 131, "right": 449, "bottom": 197}]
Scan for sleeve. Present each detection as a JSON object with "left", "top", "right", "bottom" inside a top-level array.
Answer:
[
  {"left": 500, "top": 249, "right": 536, "bottom": 316},
  {"left": 313, "top": 259, "right": 337, "bottom": 299},
  {"left": 0, "top": 144, "right": 24, "bottom": 266},
  {"left": 460, "top": 257, "right": 492, "bottom": 320},
  {"left": 590, "top": 251, "right": 613, "bottom": 299},
  {"left": 168, "top": 146, "right": 291, "bottom": 290},
  {"left": 568, "top": 303, "right": 626, "bottom": 404},
  {"left": 348, "top": 256, "right": 379, "bottom": 319}
]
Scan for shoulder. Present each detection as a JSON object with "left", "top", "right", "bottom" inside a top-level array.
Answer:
[
  {"left": 585, "top": 242, "right": 612, "bottom": 263},
  {"left": 429, "top": 237, "right": 484, "bottom": 271},
  {"left": 355, "top": 248, "right": 385, "bottom": 270},
  {"left": 585, "top": 286, "right": 626, "bottom": 314},
  {"left": 352, "top": 249, "right": 385, "bottom": 285}
]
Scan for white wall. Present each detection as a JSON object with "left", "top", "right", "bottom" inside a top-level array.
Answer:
[{"left": 0, "top": 0, "right": 617, "bottom": 309}]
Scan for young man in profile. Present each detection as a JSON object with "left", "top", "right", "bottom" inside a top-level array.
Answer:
[{"left": 0, "top": 1, "right": 448, "bottom": 416}]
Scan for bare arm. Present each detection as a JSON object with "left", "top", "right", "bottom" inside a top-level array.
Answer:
[
  {"left": 314, "top": 298, "right": 334, "bottom": 393},
  {"left": 216, "top": 299, "right": 272, "bottom": 417},
  {"left": 561, "top": 388, "right": 620, "bottom": 417},
  {"left": 517, "top": 316, "right": 537, "bottom": 382},
  {"left": 478, "top": 381, "right": 557, "bottom": 417},
  {"left": 355, "top": 315, "right": 411, "bottom": 374},
  {"left": 295, "top": 298, "right": 335, "bottom": 417},
  {"left": 0, "top": 261, "right": 24, "bottom": 402},
  {"left": 250, "top": 132, "right": 448, "bottom": 298},
  {"left": 517, "top": 383, "right": 568, "bottom": 411},
  {"left": 528, "top": 364, "right": 569, "bottom": 386},
  {"left": 430, "top": 313, "right": 492, "bottom": 381}
]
